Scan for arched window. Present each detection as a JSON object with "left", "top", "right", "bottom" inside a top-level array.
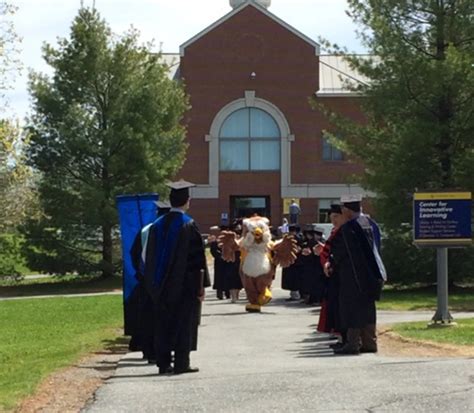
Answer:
[{"left": 219, "top": 108, "right": 280, "bottom": 171}]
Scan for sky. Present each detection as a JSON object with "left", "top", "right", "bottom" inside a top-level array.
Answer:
[{"left": 6, "top": 0, "right": 365, "bottom": 120}]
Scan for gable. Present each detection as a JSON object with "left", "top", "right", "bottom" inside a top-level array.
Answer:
[{"left": 180, "top": 1, "right": 320, "bottom": 56}]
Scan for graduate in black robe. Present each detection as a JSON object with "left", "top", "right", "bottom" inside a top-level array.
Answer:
[
  {"left": 143, "top": 180, "right": 210, "bottom": 374},
  {"left": 299, "top": 225, "right": 325, "bottom": 305},
  {"left": 329, "top": 195, "right": 384, "bottom": 355},
  {"left": 281, "top": 224, "right": 304, "bottom": 301},
  {"left": 210, "top": 226, "right": 230, "bottom": 299}
]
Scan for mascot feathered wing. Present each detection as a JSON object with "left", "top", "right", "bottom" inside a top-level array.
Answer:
[{"left": 219, "top": 216, "right": 297, "bottom": 313}]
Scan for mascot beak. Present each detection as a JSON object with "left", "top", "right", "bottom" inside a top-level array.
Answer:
[{"left": 253, "top": 227, "right": 264, "bottom": 243}]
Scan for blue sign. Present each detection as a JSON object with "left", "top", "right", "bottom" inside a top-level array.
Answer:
[{"left": 413, "top": 192, "right": 472, "bottom": 246}]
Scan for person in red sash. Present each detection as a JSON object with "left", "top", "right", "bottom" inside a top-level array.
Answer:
[{"left": 316, "top": 204, "right": 346, "bottom": 348}]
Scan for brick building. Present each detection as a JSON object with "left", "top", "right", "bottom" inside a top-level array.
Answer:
[{"left": 164, "top": 0, "right": 371, "bottom": 230}]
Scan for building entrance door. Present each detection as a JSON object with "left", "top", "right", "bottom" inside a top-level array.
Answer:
[{"left": 230, "top": 196, "right": 270, "bottom": 220}]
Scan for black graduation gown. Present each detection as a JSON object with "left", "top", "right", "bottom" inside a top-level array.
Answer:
[
  {"left": 143, "top": 212, "right": 210, "bottom": 355},
  {"left": 226, "top": 250, "right": 243, "bottom": 290},
  {"left": 330, "top": 218, "right": 383, "bottom": 330},
  {"left": 299, "top": 239, "right": 325, "bottom": 302},
  {"left": 210, "top": 241, "right": 228, "bottom": 292},
  {"left": 129, "top": 230, "right": 155, "bottom": 357},
  {"left": 281, "top": 235, "right": 304, "bottom": 291},
  {"left": 126, "top": 232, "right": 146, "bottom": 338}
]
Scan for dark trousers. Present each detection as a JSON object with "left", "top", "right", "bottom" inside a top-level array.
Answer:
[
  {"left": 346, "top": 324, "right": 377, "bottom": 351},
  {"left": 157, "top": 351, "right": 190, "bottom": 370}
]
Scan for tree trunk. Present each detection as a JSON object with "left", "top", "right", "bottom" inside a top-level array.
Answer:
[
  {"left": 102, "top": 223, "right": 114, "bottom": 278},
  {"left": 435, "top": 1, "right": 454, "bottom": 188}
]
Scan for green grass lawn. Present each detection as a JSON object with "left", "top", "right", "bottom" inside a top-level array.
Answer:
[
  {"left": 378, "top": 285, "right": 474, "bottom": 311},
  {"left": 392, "top": 318, "right": 474, "bottom": 346},
  {"left": 0, "top": 295, "right": 124, "bottom": 411},
  {"left": 0, "top": 275, "right": 122, "bottom": 297}
]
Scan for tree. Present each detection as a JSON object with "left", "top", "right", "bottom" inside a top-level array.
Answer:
[
  {"left": 318, "top": 0, "right": 474, "bottom": 226},
  {"left": 0, "top": 121, "right": 39, "bottom": 278},
  {"left": 0, "top": 1, "right": 21, "bottom": 105},
  {"left": 315, "top": 0, "right": 474, "bottom": 284},
  {"left": 24, "top": 8, "right": 189, "bottom": 277},
  {"left": 0, "top": 121, "right": 38, "bottom": 231}
]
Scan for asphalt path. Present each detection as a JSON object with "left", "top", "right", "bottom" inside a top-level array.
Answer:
[{"left": 85, "top": 275, "right": 474, "bottom": 413}]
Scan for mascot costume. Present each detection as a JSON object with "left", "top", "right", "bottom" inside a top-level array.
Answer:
[{"left": 219, "top": 216, "right": 297, "bottom": 312}]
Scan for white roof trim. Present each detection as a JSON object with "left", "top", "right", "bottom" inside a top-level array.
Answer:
[
  {"left": 315, "top": 92, "right": 364, "bottom": 98},
  {"left": 180, "top": 0, "right": 320, "bottom": 57}
]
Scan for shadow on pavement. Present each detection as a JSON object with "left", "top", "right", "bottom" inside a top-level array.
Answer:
[
  {"left": 109, "top": 373, "right": 160, "bottom": 380},
  {"left": 289, "top": 322, "right": 340, "bottom": 358}
]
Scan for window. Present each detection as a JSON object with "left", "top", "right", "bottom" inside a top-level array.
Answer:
[
  {"left": 220, "top": 108, "right": 280, "bottom": 171},
  {"left": 322, "top": 135, "right": 343, "bottom": 161}
]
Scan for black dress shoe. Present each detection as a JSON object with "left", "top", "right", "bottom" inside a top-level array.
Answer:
[
  {"left": 334, "top": 346, "right": 360, "bottom": 355},
  {"left": 174, "top": 366, "right": 199, "bottom": 375},
  {"left": 158, "top": 365, "right": 174, "bottom": 375},
  {"left": 360, "top": 347, "right": 378, "bottom": 353},
  {"left": 329, "top": 342, "right": 344, "bottom": 349}
]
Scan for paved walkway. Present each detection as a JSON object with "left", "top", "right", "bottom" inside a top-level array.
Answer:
[{"left": 85, "top": 283, "right": 474, "bottom": 413}]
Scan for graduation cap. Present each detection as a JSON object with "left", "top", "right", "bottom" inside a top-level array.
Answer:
[
  {"left": 340, "top": 194, "right": 363, "bottom": 212},
  {"left": 303, "top": 224, "right": 325, "bottom": 235},
  {"left": 156, "top": 200, "right": 171, "bottom": 209},
  {"left": 340, "top": 194, "right": 363, "bottom": 203},
  {"left": 166, "top": 180, "right": 196, "bottom": 207},
  {"left": 330, "top": 203, "right": 342, "bottom": 214},
  {"left": 155, "top": 200, "right": 171, "bottom": 217},
  {"left": 288, "top": 224, "right": 301, "bottom": 232}
]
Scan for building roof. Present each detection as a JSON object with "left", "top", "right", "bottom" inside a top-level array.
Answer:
[
  {"left": 159, "top": 53, "right": 180, "bottom": 80},
  {"left": 318, "top": 55, "right": 370, "bottom": 96},
  {"left": 159, "top": 53, "right": 370, "bottom": 95},
  {"left": 179, "top": 0, "right": 320, "bottom": 56}
]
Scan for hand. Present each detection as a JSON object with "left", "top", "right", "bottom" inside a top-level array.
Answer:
[
  {"left": 208, "top": 235, "right": 217, "bottom": 243},
  {"left": 324, "top": 262, "right": 332, "bottom": 277},
  {"left": 198, "top": 289, "right": 205, "bottom": 302},
  {"left": 313, "top": 244, "right": 323, "bottom": 256},
  {"left": 302, "top": 247, "right": 311, "bottom": 256}
]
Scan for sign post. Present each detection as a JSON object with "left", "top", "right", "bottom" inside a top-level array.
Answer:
[{"left": 413, "top": 192, "right": 472, "bottom": 325}]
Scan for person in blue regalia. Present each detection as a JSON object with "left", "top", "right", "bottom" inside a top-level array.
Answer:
[{"left": 143, "top": 180, "right": 210, "bottom": 375}]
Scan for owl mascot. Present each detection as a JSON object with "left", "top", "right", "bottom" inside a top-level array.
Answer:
[{"left": 219, "top": 216, "right": 297, "bottom": 312}]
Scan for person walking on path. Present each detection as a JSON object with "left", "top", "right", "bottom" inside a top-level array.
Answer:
[{"left": 143, "top": 180, "right": 210, "bottom": 375}]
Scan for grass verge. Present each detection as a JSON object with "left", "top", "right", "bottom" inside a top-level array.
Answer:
[
  {"left": 391, "top": 318, "right": 474, "bottom": 347},
  {"left": 378, "top": 285, "right": 474, "bottom": 311},
  {"left": 0, "top": 295, "right": 123, "bottom": 411}
]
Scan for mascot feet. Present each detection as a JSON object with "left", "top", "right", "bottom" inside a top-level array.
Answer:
[
  {"left": 257, "top": 288, "right": 272, "bottom": 306},
  {"left": 245, "top": 304, "right": 261, "bottom": 313}
]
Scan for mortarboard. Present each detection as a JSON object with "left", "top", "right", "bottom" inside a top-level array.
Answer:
[
  {"left": 340, "top": 194, "right": 363, "bottom": 203},
  {"left": 166, "top": 179, "right": 196, "bottom": 207},
  {"left": 288, "top": 224, "right": 301, "bottom": 232},
  {"left": 303, "top": 224, "right": 325, "bottom": 235},
  {"left": 330, "top": 203, "right": 342, "bottom": 214},
  {"left": 340, "top": 194, "right": 362, "bottom": 212},
  {"left": 156, "top": 200, "right": 171, "bottom": 209}
]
